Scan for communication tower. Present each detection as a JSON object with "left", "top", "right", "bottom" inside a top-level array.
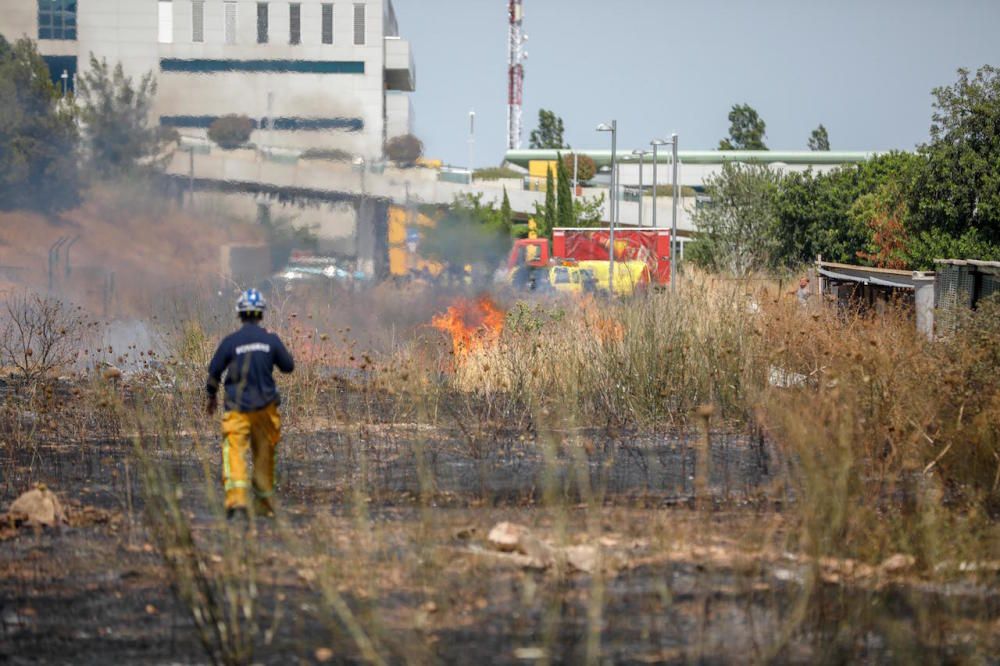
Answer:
[{"left": 507, "top": 0, "right": 526, "bottom": 150}]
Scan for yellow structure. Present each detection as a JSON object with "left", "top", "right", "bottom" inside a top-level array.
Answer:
[
  {"left": 387, "top": 205, "right": 445, "bottom": 278},
  {"left": 527, "top": 160, "right": 559, "bottom": 191}
]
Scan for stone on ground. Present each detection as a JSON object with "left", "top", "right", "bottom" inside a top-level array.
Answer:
[{"left": 8, "top": 484, "right": 65, "bottom": 527}]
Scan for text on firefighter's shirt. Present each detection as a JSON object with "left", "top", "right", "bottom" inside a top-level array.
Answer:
[{"left": 236, "top": 343, "right": 271, "bottom": 355}]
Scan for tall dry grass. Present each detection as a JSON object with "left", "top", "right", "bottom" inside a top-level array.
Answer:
[{"left": 2, "top": 275, "right": 998, "bottom": 663}]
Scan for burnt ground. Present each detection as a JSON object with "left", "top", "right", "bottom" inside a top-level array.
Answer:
[{"left": 1, "top": 426, "right": 998, "bottom": 664}]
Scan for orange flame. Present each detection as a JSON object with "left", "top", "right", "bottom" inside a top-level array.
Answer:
[{"left": 431, "top": 295, "right": 505, "bottom": 359}]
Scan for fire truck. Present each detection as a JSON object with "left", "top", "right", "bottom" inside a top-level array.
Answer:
[{"left": 506, "top": 227, "right": 672, "bottom": 296}]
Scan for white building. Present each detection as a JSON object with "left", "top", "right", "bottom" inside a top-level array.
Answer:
[{"left": 1, "top": 0, "right": 415, "bottom": 158}]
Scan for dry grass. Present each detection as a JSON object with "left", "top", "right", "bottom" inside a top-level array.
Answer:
[{"left": 1, "top": 266, "right": 998, "bottom": 663}]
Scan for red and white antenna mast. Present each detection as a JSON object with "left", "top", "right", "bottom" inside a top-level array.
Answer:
[{"left": 507, "top": 0, "right": 526, "bottom": 150}]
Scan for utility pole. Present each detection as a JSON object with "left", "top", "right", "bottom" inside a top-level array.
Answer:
[
  {"left": 468, "top": 110, "right": 476, "bottom": 179},
  {"left": 671, "top": 133, "right": 679, "bottom": 290},
  {"left": 651, "top": 138, "right": 668, "bottom": 228},
  {"left": 597, "top": 121, "right": 618, "bottom": 295}
]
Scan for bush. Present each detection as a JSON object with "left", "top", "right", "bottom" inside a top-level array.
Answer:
[
  {"left": 0, "top": 292, "right": 88, "bottom": 383},
  {"left": 301, "top": 148, "right": 354, "bottom": 162},
  {"left": 208, "top": 115, "right": 255, "bottom": 150},
  {"left": 473, "top": 167, "right": 522, "bottom": 181},
  {"left": 562, "top": 153, "right": 596, "bottom": 183},
  {"left": 385, "top": 134, "right": 423, "bottom": 166}
]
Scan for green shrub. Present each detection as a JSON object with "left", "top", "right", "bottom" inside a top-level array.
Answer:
[
  {"left": 385, "top": 134, "right": 423, "bottom": 166},
  {"left": 208, "top": 115, "right": 254, "bottom": 150}
]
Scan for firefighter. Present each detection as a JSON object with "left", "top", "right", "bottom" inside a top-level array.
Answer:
[{"left": 206, "top": 289, "right": 295, "bottom": 520}]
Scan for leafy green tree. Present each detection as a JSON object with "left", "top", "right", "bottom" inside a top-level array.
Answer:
[
  {"left": 421, "top": 193, "right": 512, "bottom": 270},
  {"left": 77, "top": 54, "right": 165, "bottom": 176},
  {"left": 208, "top": 115, "right": 254, "bottom": 150},
  {"left": 562, "top": 153, "right": 596, "bottom": 182},
  {"left": 385, "top": 133, "right": 423, "bottom": 166},
  {"left": 911, "top": 66, "right": 1000, "bottom": 247},
  {"left": 905, "top": 228, "right": 1000, "bottom": 269},
  {"left": 500, "top": 187, "right": 513, "bottom": 230},
  {"left": 689, "top": 162, "right": 782, "bottom": 275},
  {"left": 718, "top": 103, "right": 768, "bottom": 151},
  {"left": 808, "top": 124, "right": 830, "bottom": 151},
  {"left": 528, "top": 109, "right": 567, "bottom": 149},
  {"left": 0, "top": 36, "right": 79, "bottom": 212},
  {"left": 572, "top": 193, "right": 606, "bottom": 227},
  {"left": 772, "top": 152, "right": 922, "bottom": 266},
  {"left": 556, "top": 152, "right": 574, "bottom": 228}
]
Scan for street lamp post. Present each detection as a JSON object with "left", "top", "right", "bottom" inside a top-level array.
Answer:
[
  {"left": 596, "top": 121, "right": 617, "bottom": 295},
  {"left": 468, "top": 110, "right": 476, "bottom": 179},
  {"left": 650, "top": 139, "right": 668, "bottom": 229},
  {"left": 670, "top": 133, "right": 679, "bottom": 290},
  {"left": 632, "top": 149, "right": 650, "bottom": 227}
]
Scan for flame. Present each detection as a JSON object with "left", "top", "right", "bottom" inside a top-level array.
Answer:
[{"left": 431, "top": 295, "right": 505, "bottom": 359}]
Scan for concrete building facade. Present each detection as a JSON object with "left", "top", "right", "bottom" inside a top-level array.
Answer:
[{"left": 2, "top": 0, "right": 415, "bottom": 158}]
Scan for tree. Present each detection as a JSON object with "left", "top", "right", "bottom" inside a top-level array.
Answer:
[
  {"left": 500, "top": 187, "right": 513, "bottom": 230},
  {"left": 540, "top": 164, "right": 557, "bottom": 238},
  {"left": 0, "top": 36, "right": 79, "bottom": 212},
  {"left": 77, "top": 54, "right": 164, "bottom": 177},
  {"left": 562, "top": 153, "right": 596, "bottom": 183},
  {"left": 420, "top": 193, "right": 511, "bottom": 271},
  {"left": 572, "top": 193, "right": 606, "bottom": 227},
  {"left": 385, "top": 134, "right": 423, "bottom": 166},
  {"left": 208, "top": 115, "right": 254, "bottom": 149},
  {"left": 718, "top": 103, "right": 768, "bottom": 151},
  {"left": 556, "top": 152, "right": 574, "bottom": 228},
  {"left": 911, "top": 66, "right": 1000, "bottom": 248},
  {"left": 689, "top": 162, "right": 782, "bottom": 275},
  {"left": 528, "top": 109, "right": 567, "bottom": 150},
  {"left": 808, "top": 124, "right": 830, "bottom": 151},
  {"left": 853, "top": 183, "right": 910, "bottom": 269}
]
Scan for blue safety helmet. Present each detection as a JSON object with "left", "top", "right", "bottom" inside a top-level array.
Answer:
[{"left": 235, "top": 288, "right": 267, "bottom": 315}]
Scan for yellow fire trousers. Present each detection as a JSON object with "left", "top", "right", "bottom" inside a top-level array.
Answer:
[{"left": 221, "top": 403, "right": 281, "bottom": 514}]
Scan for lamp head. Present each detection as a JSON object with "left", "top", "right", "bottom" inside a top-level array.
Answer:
[
  {"left": 595, "top": 122, "right": 615, "bottom": 132},
  {"left": 651, "top": 138, "right": 668, "bottom": 146}
]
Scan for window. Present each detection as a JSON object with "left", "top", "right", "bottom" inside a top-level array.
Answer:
[
  {"left": 289, "top": 3, "right": 301, "bottom": 45},
  {"left": 321, "top": 4, "right": 333, "bottom": 44},
  {"left": 257, "top": 2, "right": 268, "bottom": 43},
  {"left": 192, "top": 1, "right": 205, "bottom": 42},
  {"left": 38, "top": 0, "right": 77, "bottom": 41},
  {"left": 158, "top": 1, "right": 173, "bottom": 44},
  {"left": 353, "top": 3, "right": 366, "bottom": 45},
  {"left": 224, "top": 1, "right": 237, "bottom": 45}
]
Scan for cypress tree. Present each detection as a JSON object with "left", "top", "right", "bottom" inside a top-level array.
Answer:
[
  {"left": 542, "top": 165, "right": 556, "bottom": 238},
  {"left": 556, "top": 152, "right": 574, "bottom": 228},
  {"left": 500, "top": 187, "right": 513, "bottom": 234}
]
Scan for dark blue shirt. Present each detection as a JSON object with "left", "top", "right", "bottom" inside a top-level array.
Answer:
[{"left": 206, "top": 322, "right": 295, "bottom": 412}]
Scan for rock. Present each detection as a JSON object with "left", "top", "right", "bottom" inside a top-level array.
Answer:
[
  {"left": 487, "top": 522, "right": 529, "bottom": 552},
  {"left": 8, "top": 485, "right": 65, "bottom": 527},
  {"left": 487, "top": 522, "right": 554, "bottom": 568},
  {"left": 880, "top": 553, "right": 916, "bottom": 575},
  {"left": 513, "top": 646, "right": 547, "bottom": 660},
  {"left": 565, "top": 545, "right": 599, "bottom": 574}
]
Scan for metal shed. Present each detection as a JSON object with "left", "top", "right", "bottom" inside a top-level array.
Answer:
[{"left": 815, "top": 261, "right": 937, "bottom": 337}]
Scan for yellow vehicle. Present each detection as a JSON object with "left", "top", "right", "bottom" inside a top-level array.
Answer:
[
  {"left": 547, "top": 264, "right": 597, "bottom": 294},
  {"left": 577, "top": 260, "right": 648, "bottom": 296}
]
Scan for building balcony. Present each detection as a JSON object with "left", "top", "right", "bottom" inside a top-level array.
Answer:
[{"left": 384, "top": 36, "right": 414, "bottom": 92}]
